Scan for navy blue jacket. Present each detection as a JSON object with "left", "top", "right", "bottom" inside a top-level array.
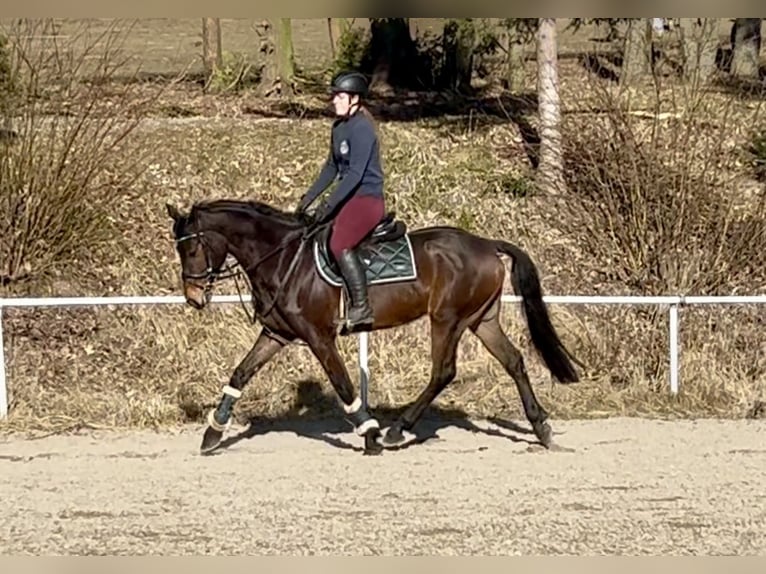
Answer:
[{"left": 301, "top": 110, "right": 384, "bottom": 214}]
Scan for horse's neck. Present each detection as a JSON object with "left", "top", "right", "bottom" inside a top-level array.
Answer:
[{"left": 205, "top": 210, "right": 300, "bottom": 275}]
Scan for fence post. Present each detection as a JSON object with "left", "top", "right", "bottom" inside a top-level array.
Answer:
[
  {"left": 358, "top": 331, "right": 369, "bottom": 410},
  {"left": 0, "top": 305, "right": 7, "bottom": 419},
  {"left": 669, "top": 302, "right": 680, "bottom": 395}
]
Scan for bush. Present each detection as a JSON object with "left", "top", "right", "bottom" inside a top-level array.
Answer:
[
  {"left": 538, "top": 78, "right": 766, "bottom": 406},
  {"left": 551, "top": 82, "right": 766, "bottom": 296},
  {"left": 331, "top": 24, "right": 368, "bottom": 77},
  {"left": 744, "top": 129, "right": 766, "bottom": 182},
  {"left": 0, "top": 19, "right": 164, "bottom": 288}
]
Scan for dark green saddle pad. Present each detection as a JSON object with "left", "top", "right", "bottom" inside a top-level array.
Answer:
[{"left": 313, "top": 214, "right": 418, "bottom": 287}]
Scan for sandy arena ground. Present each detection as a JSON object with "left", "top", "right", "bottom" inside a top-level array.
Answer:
[{"left": 0, "top": 417, "right": 764, "bottom": 555}]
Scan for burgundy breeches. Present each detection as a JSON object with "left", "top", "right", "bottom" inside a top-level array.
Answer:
[{"left": 328, "top": 193, "right": 385, "bottom": 261}]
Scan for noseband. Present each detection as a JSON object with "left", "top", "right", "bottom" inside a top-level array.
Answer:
[{"left": 174, "top": 228, "right": 239, "bottom": 287}]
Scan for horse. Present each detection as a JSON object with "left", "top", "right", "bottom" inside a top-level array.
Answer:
[{"left": 165, "top": 198, "right": 582, "bottom": 456}]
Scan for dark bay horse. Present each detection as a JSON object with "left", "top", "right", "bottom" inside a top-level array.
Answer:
[{"left": 165, "top": 198, "right": 582, "bottom": 456}]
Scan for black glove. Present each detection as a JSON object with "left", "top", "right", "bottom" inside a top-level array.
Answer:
[
  {"left": 295, "top": 210, "right": 314, "bottom": 228},
  {"left": 296, "top": 192, "right": 315, "bottom": 214},
  {"left": 312, "top": 202, "right": 334, "bottom": 225}
]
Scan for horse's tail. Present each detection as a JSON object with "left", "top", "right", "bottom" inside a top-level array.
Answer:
[{"left": 494, "top": 240, "right": 582, "bottom": 384}]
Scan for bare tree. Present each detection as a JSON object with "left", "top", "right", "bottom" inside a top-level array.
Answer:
[
  {"left": 275, "top": 18, "right": 295, "bottom": 96},
  {"left": 202, "top": 17, "right": 222, "bottom": 90},
  {"left": 536, "top": 18, "right": 564, "bottom": 194},
  {"left": 255, "top": 19, "right": 295, "bottom": 97}
]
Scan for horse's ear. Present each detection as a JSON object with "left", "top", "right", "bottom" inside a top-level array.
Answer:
[{"left": 166, "top": 202, "right": 182, "bottom": 221}]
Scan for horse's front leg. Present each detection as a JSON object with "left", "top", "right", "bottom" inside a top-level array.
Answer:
[
  {"left": 201, "top": 328, "right": 288, "bottom": 454},
  {"left": 307, "top": 334, "right": 383, "bottom": 455}
]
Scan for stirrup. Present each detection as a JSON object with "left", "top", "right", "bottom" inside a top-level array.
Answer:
[{"left": 340, "top": 304, "right": 373, "bottom": 334}]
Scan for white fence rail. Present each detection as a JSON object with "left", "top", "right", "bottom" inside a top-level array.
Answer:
[{"left": 1, "top": 293, "right": 765, "bottom": 420}]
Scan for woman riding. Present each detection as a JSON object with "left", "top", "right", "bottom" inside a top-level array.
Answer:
[{"left": 296, "top": 70, "right": 386, "bottom": 334}]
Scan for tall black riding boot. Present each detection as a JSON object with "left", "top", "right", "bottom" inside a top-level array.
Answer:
[{"left": 336, "top": 248, "right": 374, "bottom": 333}]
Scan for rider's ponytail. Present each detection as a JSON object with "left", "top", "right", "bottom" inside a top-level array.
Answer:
[{"left": 358, "top": 105, "right": 383, "bottom": 164}]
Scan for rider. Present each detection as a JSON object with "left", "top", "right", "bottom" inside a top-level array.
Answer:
[{"left": 296, "top": 70, "right": 386, "bottom": 333}]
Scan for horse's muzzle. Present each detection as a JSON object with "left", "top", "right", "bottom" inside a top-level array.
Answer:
[{"left": 184, "top": 282, "right": 211, "bottom": 309}]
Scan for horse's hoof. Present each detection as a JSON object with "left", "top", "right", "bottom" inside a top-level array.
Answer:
[
  {"left": 534, "top": 421, "right": 553, "bottom": 449},
  {"left": 383, "top": 424, "right": 406, "bottom": 446},
  {"left": 200, "top": 426, "right": 223, "bottom": 455},
  {"left": 363, "top": 443, "right": 384, "bottom": 456},
  {"left": 363, "top": 428, "right": 384, "bottom": 456}
]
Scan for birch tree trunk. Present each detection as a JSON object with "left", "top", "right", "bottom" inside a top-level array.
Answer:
[
  {"left": 679, "top": 18, "right": 718, "bottom": 85},
  {"left": 621, "top": 18, "right": 652, "bottom": 86},
  {"left": 536, "top": 18, "right": 564, "bottom": 194},
  {"left": 730, "top": 18, "right": 761, "bottom": 78}
]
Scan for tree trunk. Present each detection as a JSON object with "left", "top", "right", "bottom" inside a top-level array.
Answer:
[
  {"left": 536, "top": 18, "right": 564, "bottom": 194},
  {"left": 441, "top": 19, "right": 476, "bottom": 93},
  {"left": 0, "top": 32, "right": 16, "bottom": 142},
  {"left": 328, "top": 18, "right": 351, "bottom": 58},
  {"left": 679, "top": 18, "right": 718, "bottom": 84},
  {"left": 362, "top": 18, "right": 418, "bottom": 92},
  {"left": 255, "top": 20, "right": 277, "bottom": 97},
  {"left": 201, "top": 17, "right": 222, "bottom": 88},
  {"left": 275, "top": 18, "right": 295, "bottom": 96},
  {"left": 502, "top": 27, "right": 526, "bottom": 92},
  {"left": 730, "top": 18, "right": 761, "bottom": 78},
  {"left": 621, "top": 18, "right": 652, "bottom": 86}
]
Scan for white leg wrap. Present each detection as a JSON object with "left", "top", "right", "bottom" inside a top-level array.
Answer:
[
  {"left": 343, "top": 396, "right": 362, "bottom": 415},
  {"left": 222, "top": 385, "right": 242, "bottom": 399},
  {"left": 356, "top": 418, "right": 380, "bottom": 436},
  {"left": 207, "top": 408, "right": 231, "bottom": 433}
]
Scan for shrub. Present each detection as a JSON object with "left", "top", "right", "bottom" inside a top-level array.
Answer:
[
  {"left": 330, "top": 24, "right": 368, "bottom": 77},
  {"left": 0, "top": 19, "right": 165, "bottom": 288},
  {"left": 744, "top": 129, "right": 766, "bottom": 182},
  {"left": 539, "top": 77, "right": 766, "bottom": 405},
  {"left": 552, "top": 82, "right": 766, "bottom": 296}
]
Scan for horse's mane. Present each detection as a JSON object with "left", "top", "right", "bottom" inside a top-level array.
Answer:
[{"left": 191, "top": 198, "right": 304, "bottom": 228}]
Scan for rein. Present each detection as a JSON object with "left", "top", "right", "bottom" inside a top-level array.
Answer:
[
  {"left": 247, "top": 222, "right": 326, "bottom": 318},
  {"left": 175, "top": 215, "right": 329, "bottom": 324}
]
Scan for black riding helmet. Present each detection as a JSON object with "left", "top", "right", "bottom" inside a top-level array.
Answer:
[{"left": 330, "top": 71, "right": 369, "bottom": 98}]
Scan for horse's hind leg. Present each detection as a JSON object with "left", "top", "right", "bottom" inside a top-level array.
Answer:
[
  {"left": 470, "top": 299, "right": 553, "bottom": 447},
  {"left": 384, "top": 317, "right": 465, "bottom": 445},
  {"left": 200, "top": 329, "right": 287, "bottom": 454}
]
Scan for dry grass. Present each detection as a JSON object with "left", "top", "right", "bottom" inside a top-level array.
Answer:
[{"left": 1, "top": 18, "right": 765, "bottom": 435}]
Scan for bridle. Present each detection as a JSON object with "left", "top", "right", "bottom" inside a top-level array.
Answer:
[
  {"left": 174, "top": 214, "right": 328, "bottom": 321},
  {"left": 174, "top": 228, "right": 239, "bottom": 288}
]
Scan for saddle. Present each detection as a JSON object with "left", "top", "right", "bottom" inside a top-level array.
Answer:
[
  {"left": 312, "top": 211, "right": 417, "bottom": 288},
  {"left": 361, "top": 211, "right": 407, "bottom": 245}
]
